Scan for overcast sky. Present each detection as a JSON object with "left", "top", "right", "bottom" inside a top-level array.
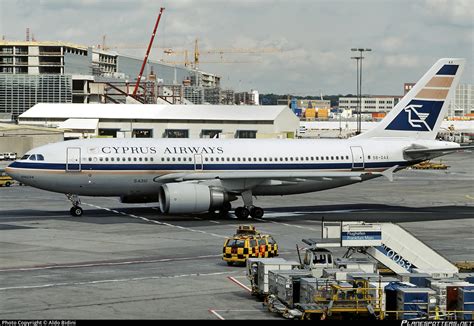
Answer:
[{"left": 1, "top": 0, "right": 473, "bottom": 95}]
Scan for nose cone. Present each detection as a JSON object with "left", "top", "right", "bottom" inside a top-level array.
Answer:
[{"left": 5, "top": 161, "right": 22, "bottom": 183}]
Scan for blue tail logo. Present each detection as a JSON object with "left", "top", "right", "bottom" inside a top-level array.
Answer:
[{"left": 385, "top": 99, "right": 443, "bottom": 132}]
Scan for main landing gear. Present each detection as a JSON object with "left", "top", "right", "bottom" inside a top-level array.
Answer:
[
  {"left": 67, "top": 194, "right": 83, "bottom": 217},
  {"left": 234, "top": 190, "right": 264, "bottom": 219}
]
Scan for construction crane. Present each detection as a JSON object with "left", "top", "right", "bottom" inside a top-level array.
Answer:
[
  {"left": 163, "top": 38, "right": 280, "bottom": 69},
  {"left": 133, "top": 7, "right": 165, "bottom": 97}
]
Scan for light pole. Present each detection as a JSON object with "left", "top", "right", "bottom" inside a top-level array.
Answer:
[{"left": 351, "top": 48, "right": 371, "bottom": 135}]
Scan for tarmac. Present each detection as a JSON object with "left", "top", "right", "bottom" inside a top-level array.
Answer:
[{"left": 0, "top": 151, "right": 473, "bottom": 319}]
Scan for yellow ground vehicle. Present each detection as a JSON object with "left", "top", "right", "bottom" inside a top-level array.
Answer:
[
  {"left": 222, "top": 225, "right": 278, "bottom": 265},
  {"left": 0, "top": 173, "right": 13, "bottom": 187}
]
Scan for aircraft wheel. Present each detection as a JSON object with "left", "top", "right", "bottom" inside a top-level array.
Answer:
[
  {"left": 250, "top": 207, "right": 264, "bottom": 219},
  {"left": 70, "top": 206, "right": 83, "bottom": 217},
  {"left": 235, "top": 207, "right": 250, "bottom": 219}
]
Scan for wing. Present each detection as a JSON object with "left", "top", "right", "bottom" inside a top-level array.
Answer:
[{"left": 155, "top": 166, "right": 398, "bottom": 190}]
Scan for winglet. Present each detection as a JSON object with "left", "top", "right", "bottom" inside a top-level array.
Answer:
[{"left": 380, "top": 165, "right": 398, "bottom": 182}]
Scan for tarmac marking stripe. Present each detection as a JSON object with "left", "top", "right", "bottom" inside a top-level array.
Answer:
[
  {"left": 84, "top": 203, "right": 227, "bottom": 239},
  {"left": 253, "top": 218, "right": 318, "bottom": 231},
  {"left": 466, "top": 195, "right": 474, "bottom": 200},
  {"left": 0, "top": 271, "right": 236, "bottom": 291},
  {"left": 0, "top": 254, "right": 222, "bottom": 272},
  {"left": 208, "top": 309, "right": 225, "bottom": 320},
  {"left": 227, "top": 276, "right": 251, "bottom": 292}
]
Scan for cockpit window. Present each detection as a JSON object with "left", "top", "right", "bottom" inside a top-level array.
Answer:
[
  {"left": 21, "top": 155, "right": 30, "bottom": 160},
  {"left": 37, "top": 154, "right": 45, "bottom": 161},
  {"left": 29, "top": 155, "right": 37, "bottom": 161}
]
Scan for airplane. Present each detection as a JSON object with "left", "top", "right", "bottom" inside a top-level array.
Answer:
[{"left": 6, "top": 58, "right": 473, "bottom": 219}]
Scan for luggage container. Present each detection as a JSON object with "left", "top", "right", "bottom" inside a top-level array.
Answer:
[
  {"left": 396, "top": 287, "right": 435, "bottom": 320},
  {"left": 396, "top": 273, "right": 431, "bottom": 287},
  {"left": 299, "top": 278, "right": 333, "bottom": 304},
  {"left": 247, "top": 258, "right": 300, "bottom": 296},
  {"left": 457, "top": 287, "right": 474, "bottom": 320},
  {"left": 268, "top": 270, "right": 312, "bottom": 308}
]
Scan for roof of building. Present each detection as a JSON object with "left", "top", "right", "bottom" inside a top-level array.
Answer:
[
  {"left": 0, "top": 122, "right": 62, "bottom": 133},
  {"left": 19, "top": 103, "right": 294, "bottom": 122},
  {"left": 0, "top": 41, "right": 88, "bottom": 50}
]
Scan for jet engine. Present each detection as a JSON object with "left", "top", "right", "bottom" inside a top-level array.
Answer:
[{"left": 159, "top": 183, "right": 229, "bottom": 214}]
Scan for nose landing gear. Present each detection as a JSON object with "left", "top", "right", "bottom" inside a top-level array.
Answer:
[{"left": 66, "top": 194, "right": 83, "bottom": 217}]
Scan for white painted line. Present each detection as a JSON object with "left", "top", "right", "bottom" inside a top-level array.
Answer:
[
  {"left": 209, "top": 220, "right": 220, "bottom": 224},
  {"left": 83, "top": 203, "right": 227, "bottom": 239},
  {"left": 0, "top": 271, "right": 236, "bottom": 291},
  {"left": 0, "top": 254, "right": 222, "bottom": 272},
  {"left": 227, "top": 276, "right": 251, "bottom": 292},
  {"left": 253, "top": 217, "right": 319, "bottom": 232},
  {"left": 209, "top": 309, "right": 225, "bottom": 320}
]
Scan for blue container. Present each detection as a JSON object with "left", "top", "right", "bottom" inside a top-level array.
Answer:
[
  {"left": 397, "top": 288, "right": 431, "bottom": 319},
  {"left": 293, "top": 108, "right": 302, "bottom": 117},
  {"left": 458, "top": 288, "right": 474, "bottom": 320}
]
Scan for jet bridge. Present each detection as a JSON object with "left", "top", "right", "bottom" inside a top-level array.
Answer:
[{"left": 309, "top": 221, "right": 458, "bottom": 276}]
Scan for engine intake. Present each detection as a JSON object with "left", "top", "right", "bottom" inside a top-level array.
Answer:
[{"left": 159, "top": 183, "right": 228, "bottom": 214}]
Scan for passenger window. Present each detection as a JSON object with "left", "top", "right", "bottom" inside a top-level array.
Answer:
[
  {"left": 368, "top": 155, "right": 371, "bottom": 159},
  {"left": 250, "top": 239, "right": 257, "bottom": 247},
  {"left": 88, "top": 157, "right": 92, "bottom": 162},
  {"left": 290, "top": 157, "right": 293, "bottom": 161},
  {"left": 326, "top": 156, "right": 329, "bottom": 160},
  {"left": 122, "top": 158, "right": 126, "bottom": 162},
  {"left": 139, "top": 157, "right": 143, "bottom": 162},
  {"left": 205, "top": 158, "right": 208, "bottom": 162},
  {"left": 242, "top": 158, "right": 246, "bottom": 162},
  {"left": 37, "top": 154, "right": 45, "bottom": 161},
  {"left": 331, "top": 156, "right": 334, "bottom": 160},
  {"left": 258, "top": 239, "right": 266, "bottom": 246},
  {"left": 285, "top": 157, "right": 288, "bottom": 161},
  {"left": 258, "top": 158, "right": 262, "bottom": 162},
  {"left": 232, "top": 157, "right": 236, "bottom": 162},
  {"left": 253, "top": 158, "right": 257, "bottom": 161},
  {"left": 237, "top": 157, "right": 241, "bottom": 161},
  {"left": 336, "top": 156, "right": 339, "bottom": 160},
  {"left": 311, "top": 157, "right": 314, "bottom": 160},
  {"left": 133, "top": 157, "right": 137, "bottom": 162},
  {"left": 263, "top": 158, "right": 267, "bottom": 162},
  {"left": 295, "top": 157, "right": 299, "bottom": 161},
  {"left": 210, "top": 157, "right": 214, "bottom": 162},
  {"left": 145, "top": 157, "right": 149, "bottom": 162},
  {"left": 128, "top": 157, "right": 132, "bottom": 162},
  {"left": 269, "top": 158, "right": 272, "bottom": 162},
  {"left": 29, "top": 155, "right": 37, "bottom": 161},
  {"left": 150, "top": 157, "right": 154, "bottom": 162},
  {"left": 346, "top": 156, "right": 349, "bottom": 160},
  {"left": 21, "top": 155, "right": 30, "bottom": 160},
  {"left": 99, "top": 157, "right": 103, "bottom": 162},
  {"left": 301, "top": 157, "right": 304, "bottom": 161}
]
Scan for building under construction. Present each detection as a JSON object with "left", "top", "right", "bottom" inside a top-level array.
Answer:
[{"left": 0, "top": 41, "right": 226, "bottom": 121}]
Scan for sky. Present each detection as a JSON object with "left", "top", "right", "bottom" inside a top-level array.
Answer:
[{"left": 0, "top": 0, "right": 473, "bottom": 95}]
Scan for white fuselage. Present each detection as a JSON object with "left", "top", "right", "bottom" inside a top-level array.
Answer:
[{"left": 6, "top": 137, "right": 456, "bottom": 197}]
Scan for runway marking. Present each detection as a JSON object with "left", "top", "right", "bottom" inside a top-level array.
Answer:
[
  {"left": 0, "top": 271, "right": 236, "bottom": 292},
  {"left": 227, "top": 276, "right": 252, "bottom": 293},
  {"left": 209, "top": 309, "right": 225, "bottom": 320},
  {"left": 83, "top": 203, "right": 227, "bottom": 239},
  {"left": 0, "top": 254, "right": 222, "bottom": 272},
  {"left": 466, "top": 195, "right": 474, "bottom": 200}
]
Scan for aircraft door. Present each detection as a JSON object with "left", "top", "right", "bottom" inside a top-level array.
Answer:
[
  {"left": 66, "top": 147, "right": 81, "bottom": 172},
  {"left": 350, "top": 146, "right": 364, "bottom": 170},
  {"left": 194, "top": 154, "right": 203, "bottom": 171}
]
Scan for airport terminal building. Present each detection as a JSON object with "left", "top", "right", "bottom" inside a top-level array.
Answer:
[{"left": 18, "top": 103, "right": 299, "bottom": 141}]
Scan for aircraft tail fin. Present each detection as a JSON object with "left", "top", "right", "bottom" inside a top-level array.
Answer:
[{"left": 355, "top": 58, "right": 465, "bottom": 140}]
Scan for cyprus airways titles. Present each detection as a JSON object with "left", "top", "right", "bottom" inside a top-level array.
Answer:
[{"left": 98, "top": 146, "right": 224, "bottom": 155}]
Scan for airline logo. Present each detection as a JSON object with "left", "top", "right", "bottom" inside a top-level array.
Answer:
[{"left": 385, "top": 100, "right": 443, "bottom": 132}]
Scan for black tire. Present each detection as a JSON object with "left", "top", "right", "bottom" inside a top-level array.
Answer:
[
  {"left": 223, "top": 202, "right": 232, "bottom": 212},
  {"left": 235, "top": 207, "right": 250, "bottom": 219},
  {"left": 227, "top": 262, "right": 233, "bottom": 266},
  {"left": 5, "top": 182, "right": 10, "bottom": 187},
  {"left": 250, "top": 207, "right": 264, "bottom": 219},
  {"left": 70, "top": 206, "right": 83, "bottom": 217}
]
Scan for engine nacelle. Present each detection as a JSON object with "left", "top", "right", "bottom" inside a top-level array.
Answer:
[
  {"left": 159, "top": 183, "right": 227, "bottom": 214},
  {"left": 120, "top": 194, "right": 159, "bottom": 203}
]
